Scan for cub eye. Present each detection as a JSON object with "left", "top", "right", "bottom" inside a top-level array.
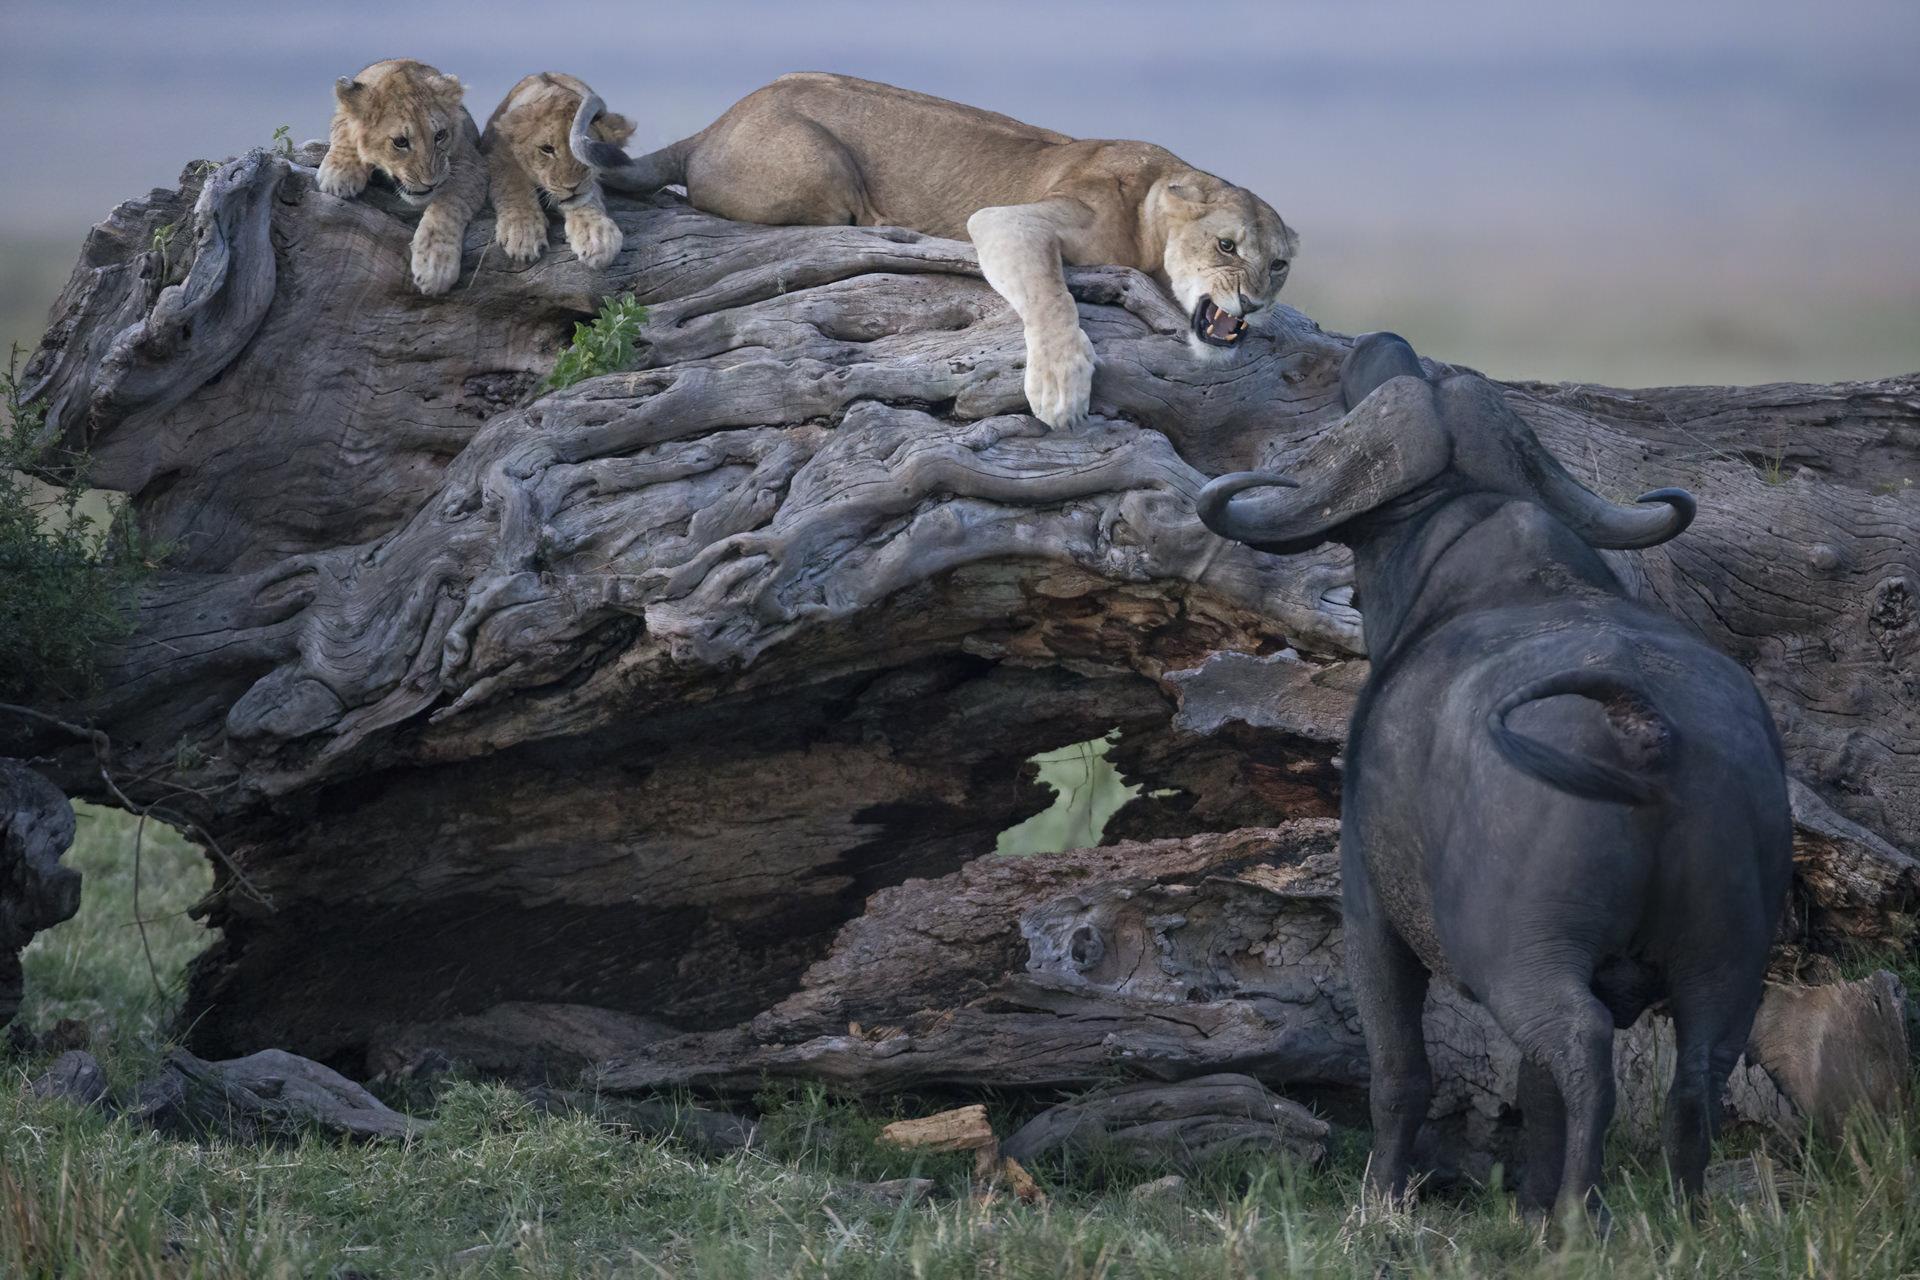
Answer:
[
  {"left": 433, "top": 128, "right": 449, "bottom": 144},
  {"left": 539, "top": 144, "right": 557, "bottom": 156},
  {"left": 390, "top": 136, "right": 410, "bottom": 150},
  {"left": 1216, "top": 238, "right": 1236, "bottom": 255}
]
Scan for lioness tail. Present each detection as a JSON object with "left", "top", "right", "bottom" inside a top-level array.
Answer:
[{"left": 570, "top": 93, "right": 693, "bottom": 192}]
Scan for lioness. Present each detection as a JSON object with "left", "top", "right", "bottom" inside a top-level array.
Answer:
[
  {"left": 316, "top": 59, "right": 487, "bottom": 296},
  {"left": 483, "top": 73, "right": 636, "bottom": 270},
  {"left": 569, "top": 73, "right": 1298, "bottom": 427}
]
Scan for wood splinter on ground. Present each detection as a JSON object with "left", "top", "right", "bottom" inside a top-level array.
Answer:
[{"left": 878, "top": 1104, "right": 1046, "bottom": 1203}]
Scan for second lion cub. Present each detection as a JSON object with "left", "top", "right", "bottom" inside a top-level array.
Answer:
[{"left": 483, "top": 73, "right": 636, "bottom": 270}]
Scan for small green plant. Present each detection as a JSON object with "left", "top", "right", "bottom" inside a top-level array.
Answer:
[
  {"left": 1759, "top": 435, "right": 1790, "bottom": 485},
  {"left": 149, "top": 221, "right": 178, "bottom": 274},
  {"left": 271, "top": 123, "right": 295, "bottom": 159},
  {"left": 0, "top": 344, "right": 149, "bottom": 703},
  {"left": 543, "top": 293, "right": 649, "bottom": 392}
]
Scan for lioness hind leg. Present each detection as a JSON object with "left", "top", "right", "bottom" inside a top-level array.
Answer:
[
  {"left": 967, "top": 198, "right": 1098, "bottom": 429},
  {"left": 690, "top": 114, "right": 871, "bottom": 226}
]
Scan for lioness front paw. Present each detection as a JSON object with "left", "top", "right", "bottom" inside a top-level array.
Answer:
[
  {"left": 495, "top": 213, "right": 548, "bottom": 265},
  {"left": 565, "top": 212, "right": 623, "bottom": 270},
  {"left": 1022, "top": 324, "right": 1096, "bottom": 429},
  {"left": 411, "top": 232, "right": 461, "bottom": 296},
  {"left": 315, "top": 158, "right": 368, "bottom": 199}
]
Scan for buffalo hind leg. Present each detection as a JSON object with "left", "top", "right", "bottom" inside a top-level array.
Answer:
[
  {"left": 1665, "top": 975, "right": 1764, "bottom": 1208},
  {"left": 1491, "top": 978, "right": 1616, "bottom": 1228},
  {"left": 1516, "top": 1056, "right": 1568, "bottom": 1216},
  {"left": 1344, "top": 869, "right": 1432, "bottom": 1202}
]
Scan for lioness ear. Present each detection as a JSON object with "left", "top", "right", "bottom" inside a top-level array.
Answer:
[
  {"left": 592, "top": 111, "right": 636, "bottom": 146},
  {"left": 334, "top": 77, "right": 363, "bottom": 109},
  {"left": 1161, "top": 174, "right": 1217, "bottom": 211}
]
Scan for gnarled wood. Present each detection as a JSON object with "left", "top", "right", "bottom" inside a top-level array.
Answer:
[
  {"left": 4, "top": 143, "right": 1914, "bottom": 1116},
  {"left": 1001, "top": 1074, "right": 1331, "bottom": 1172}
]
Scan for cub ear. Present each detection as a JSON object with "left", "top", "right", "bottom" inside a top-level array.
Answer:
[
  {"left": 591, "top": 111, "right": 636, "bottom": 146},
  {"left": 334, "top": 77, "right": 363, "bottom": 108},
  {"left": 429, "top": 72, "right": 465, "bottom": 105}
]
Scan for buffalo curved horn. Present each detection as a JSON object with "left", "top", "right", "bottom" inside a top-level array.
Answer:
[
  {"left": 1196, "top": 471, "right": 1302, "bottom": 552},
  {"left": 1533, "top": 463, "right": 1697, "bottom": 549}
]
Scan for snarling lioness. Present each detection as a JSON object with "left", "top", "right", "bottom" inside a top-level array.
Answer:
[
  {"left": 483, "top": 73, "right": 636, "bottom": 270},
  {"left": 570, "top": 73, "right": 1298, "bottom": 427},
  {"left": 317, "top": 59, "right": 487, "bottom": 295}
]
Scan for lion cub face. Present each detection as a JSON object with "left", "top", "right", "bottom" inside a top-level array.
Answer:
[
  {"left": 489, "top": 74, "right": 634, "bottom": 203},
  {"left": 1156, "top": 177, "right": 1299, "bottom": 356},
  {"left": 331, "top": 59, "right": 466, "bottom": 205}
]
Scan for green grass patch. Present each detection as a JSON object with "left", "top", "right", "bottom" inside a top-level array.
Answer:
[{"left": 7, "top": 807, "right": 1920, "bottom": 1276}]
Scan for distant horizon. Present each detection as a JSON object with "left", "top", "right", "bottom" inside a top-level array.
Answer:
[{"left": 3, "top": 0, "right": 1916, "bottom": 385}]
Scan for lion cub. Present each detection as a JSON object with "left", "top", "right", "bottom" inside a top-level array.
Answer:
[
  {"left": 316, "top": 58, "right": 486, "bottom": 296},
  {"left": 483, "top": 74, "right": 634, "bottom": 270}
]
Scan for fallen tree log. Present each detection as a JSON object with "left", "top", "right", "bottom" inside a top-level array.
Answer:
[{"left": 3, "top": 143, "right": 1914, "bottom": 1129}]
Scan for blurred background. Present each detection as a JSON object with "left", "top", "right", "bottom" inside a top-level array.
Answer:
[{"left": 2, "top": 0, "right": 1915, "bottom": 386}]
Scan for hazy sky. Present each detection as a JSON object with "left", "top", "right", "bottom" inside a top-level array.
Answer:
[{"left": 3, "top": 0, "right": 1916, "bottom": 382}]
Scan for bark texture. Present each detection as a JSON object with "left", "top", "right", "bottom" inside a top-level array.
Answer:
[{"left": 6, "top": 145, "right": 1916, "bottom": 1143}]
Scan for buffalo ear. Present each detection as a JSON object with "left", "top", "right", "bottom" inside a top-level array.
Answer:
[
  {"left": 592, "top": 111, "right": 636, "bottom": 146},
  {"left": 334, "top": 77, "right": 363, "bottom": 109}
]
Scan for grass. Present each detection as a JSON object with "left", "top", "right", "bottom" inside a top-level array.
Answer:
[
  {"left": 6, "top": 805, "right": 1919, "bottom": 1276},
  {"left": 996, "top": 732, "right": 1140, "bottom": 855}
]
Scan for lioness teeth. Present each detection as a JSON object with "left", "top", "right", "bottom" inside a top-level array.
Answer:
[{"left": 1205, "top": 305, "right": 1244, "bottom": 340}]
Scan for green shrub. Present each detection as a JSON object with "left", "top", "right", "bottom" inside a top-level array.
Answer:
[
  {"left": 0, "top": 346, "right": 148, "bottom": 704},
  {"left": 544, "top": 293, "right": 649, "bottom": 392}
]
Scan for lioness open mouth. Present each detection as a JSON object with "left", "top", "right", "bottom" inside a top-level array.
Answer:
[{"left": 1192, "top": 296, "right": 1248, "bottom": 347}]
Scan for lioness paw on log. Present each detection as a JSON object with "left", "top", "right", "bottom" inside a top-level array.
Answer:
[
  {"left": 567, "top": 72, "right": 1297, "bottom": 428},
  {"left": 315, "top": 59, "right": 486, "bottom": 295},
  {"left": 483, "top": 73, "right": 635, "bottom": 270},
  {"left": 1201, "top": 334, "right": 1792, "bottom": 1223}
]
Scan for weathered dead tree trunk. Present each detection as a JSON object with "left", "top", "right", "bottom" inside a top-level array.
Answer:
[{"left": 6, "top": 146, "right": 1916, "bottom": 1146}]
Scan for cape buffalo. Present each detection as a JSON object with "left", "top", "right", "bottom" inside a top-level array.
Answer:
[{"left": 1198, "top": 333, "right": 1792, "bottom": 1219}]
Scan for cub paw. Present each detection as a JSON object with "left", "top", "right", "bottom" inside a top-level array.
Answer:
[
  {"left": 411, "top": 233, "right": 461, "bottom": 296},
  {"left": 315, "top": 159, "right": 368, "bottom": 199},
  {"left": 1022, "top": 324, "right": 1096, "bottom": 429},
  {"left": 566, "top": 214, "right": 623, "bottom": 270},
  {"left": 495, "top": 214, "right": 548, "bottom": 265}
]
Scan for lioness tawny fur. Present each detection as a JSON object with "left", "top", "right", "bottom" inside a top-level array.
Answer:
[
  {"left": 569, "top": 72, "right": 1298, "bottom": 428},
  {"left": 315, "top": 59, "right": 486, "bottom": 296}
]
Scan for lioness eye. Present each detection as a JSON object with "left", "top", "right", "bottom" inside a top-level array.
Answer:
[
  {"left": 391, "top": 136, "right": 410, "bottom": 150},
  {"left": 1216, "top": 238, "right": 1236, "bottom": 255},
  {"left": 434, "top": 128, "right": 449, "bottom": 143},
  {"left": 1271, "top": 258, "right": 1289, "bottom": 273},
  {"left": 539, "top": 144, "right": 557, "bottom": 155}
]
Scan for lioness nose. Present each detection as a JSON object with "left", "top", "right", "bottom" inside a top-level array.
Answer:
[{"left": 1239, "top": 293, "right": 1263, "bottom": 314}]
